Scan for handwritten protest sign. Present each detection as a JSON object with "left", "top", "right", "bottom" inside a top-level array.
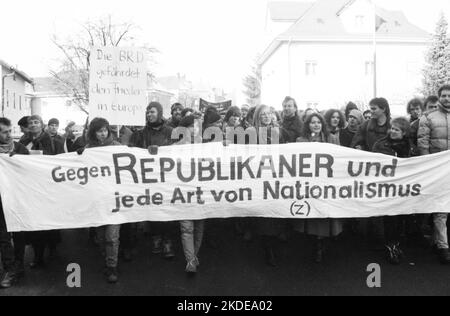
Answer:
[
  {"left": 89, "top": 46, "right": 148, "bottom": 126},
  {"left": 0, "top": 142, "right": 449, "bottom": 232}
]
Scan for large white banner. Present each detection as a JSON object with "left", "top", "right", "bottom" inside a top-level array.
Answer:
[
  {"left": 0, "top": 142, "right": 449, "bottom": 232},
  {"left": 89, "top": 46, "right": 148, "bottom": 126}
]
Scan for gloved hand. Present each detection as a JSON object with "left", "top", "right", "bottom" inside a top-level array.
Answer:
[{"left": 77, "top": 147, "right": 85, "bottom": 155}]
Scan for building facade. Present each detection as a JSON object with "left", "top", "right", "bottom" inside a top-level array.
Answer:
[
  {"left": 0, "top": 60, "right": 34, "bottom": 136},
  {"left": 259, "top": 0, "right": 430, "bottom": 115}
]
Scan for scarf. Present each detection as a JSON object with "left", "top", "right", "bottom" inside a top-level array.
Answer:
[
  {"left": 0, "top": 141, "right": 14, "bottom": 154},
  {"left": 147, "top": 120, "right": 165, "bottom": 129}
]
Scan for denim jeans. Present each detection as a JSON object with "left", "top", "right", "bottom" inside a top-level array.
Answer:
[
  {"left": 96, "top": 225, "right": 121, "bottom": 268},
  {"left": 180, "top": 220, "right": 205, "bottom": 263},
  {"left": 433, "top": 213, "right": 449, "bottom": 249}
]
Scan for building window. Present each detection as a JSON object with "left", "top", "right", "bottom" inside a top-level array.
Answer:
[
  {"left": 13, "top": 93, "right": 16, "bottom": 109},
  {"left": 355, "top": 15, "right": 365, "bottom": 27},
  {"left": 305, "top": 61, "right": 318, "bottom": 76},
  {"left": 6, "top": 90, "right": 9, "bottom": 108},
  {"left": 365, "top": 61, "right": 375, "bottom": 76},
  {"left": 19, "top": 96, "right": 22, "bottom": 111}
]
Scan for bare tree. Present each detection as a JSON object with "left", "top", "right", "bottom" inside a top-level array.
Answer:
[
  {"left": 50, "top": 16, "right": 157, "bottom": 114},
  {"left": 243, "top": 59, "right": 262, "bottom": 107}
]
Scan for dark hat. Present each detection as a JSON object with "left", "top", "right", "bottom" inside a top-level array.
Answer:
[
  {"left": 48, "top": 118, "right": 60, "bottom": 126},
  {"left": 18, "top": 116, "right": 30, "bottom": 128},
  {"left": 204, "top": 106, "right": 221, "bottom": 126},
  {"left": 171, "top": 103, "right": 184, "bottom": 114}
]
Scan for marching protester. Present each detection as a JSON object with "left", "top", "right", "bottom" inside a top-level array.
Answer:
[
  {"left": 424, "top": 96, "right": 439, "bottom": 112},
  {"left": 324, "top": 109, "right": 345, "bottom": 145},
  {"left": 296, "top": 113, "right": 343, "bottom": 263},
  {"left": 47, "top": 118, "right": 65, "bottom": 146},
  {"left": 17, "top": 116, "right": 30, "bottom": 143},
  {"left": 418, "top": 84, "right": 450, "bottom": 264},
  {"left": 167, "top": 103, "right": 184, "bottom": 129},
  {"left": 222, "top": 106, "right": 242, "bottom": 131},
  {"left": 130, "top": 102, "right": 176, "bottom": 259},
  {"left": 344, "top": 102, "right": 359, "bottom": 121},
  {"left": 253, "top": 104, "right": 286, "bottom": 267},
  {"left": 340, "top": 109, "right": 364, "bottom": 148},
  {"left": 0, "top": 118, "right": 28, "bottom": 289},
  {"left": 352, "top": 99, "right": 391, "bottom": 248},
  {"left": 281, "top": 96, "right": 303, "bottom": 143},
  {"left": 84, "top": 118, "right": 122, "bottom": 283},
  {"left": 63, "top": 121, "right": 77, "bottom": 153},
  {"left": 373, "top": 117, "right": 412, "bottom": 264},
  {"left": 177, "top": 115, "right": 205, "bottom": 274},
  {"left": 19, "top": 115, "right": 64, "bottom": 268},
  {"left": 352, "top": 98, "right": 391, "bottom": 151}
]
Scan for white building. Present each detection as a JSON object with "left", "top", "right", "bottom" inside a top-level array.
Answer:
[
  {"left": 259, "top": 0, "right": 430, "bottom": 115},
  {"left": 32, "top": 77, "right": 88, "bottom": 128}
]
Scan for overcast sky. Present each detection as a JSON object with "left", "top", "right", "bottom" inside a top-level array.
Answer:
[{"left": 1, "top": 0, "right": 449, "bottom": 94}]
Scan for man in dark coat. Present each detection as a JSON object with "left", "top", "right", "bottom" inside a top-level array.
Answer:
[
  {"left": 166, "top": 103, "right": 184, "bottom": 129},
  {"left": 130, "top": 102, "right": 175, "bottom": 258},
  {"left": 281, "top": 96, "right": 303, "bottom": 143},
  {"left": 0, "top": 117, "right": 29, "bottom": 288}
]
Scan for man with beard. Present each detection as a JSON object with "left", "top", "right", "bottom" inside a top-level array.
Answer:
[
  {"left": 167, "top": 103, "right": 184, "bottom": 129},
  {"left": 281, "top": 96, "right": 303, "bottom": 143},
  {"left": 418, "top": 84, "right": 450, "bottom": 264},
  {"left": 340, "top": 109, "right": 364, "bottom": 148},
  {"left": 130, "top": 102, "right": 176, "bottom": 259}
]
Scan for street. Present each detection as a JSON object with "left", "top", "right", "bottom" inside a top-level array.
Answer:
[{"left": 1, "top": 219, "right": 450, "bottom": 296}]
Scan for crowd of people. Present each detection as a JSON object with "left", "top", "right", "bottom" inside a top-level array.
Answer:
[{"left": 0, "top": 84, "right": 450, "bottom": 287}]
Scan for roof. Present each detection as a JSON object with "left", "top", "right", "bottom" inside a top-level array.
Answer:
[
  {"left": 280, "top": 0, "right": 430, "bottom": 40},
  {"left": 268, "top": 1, "right": 314, "bottom": 21},
  {"left": 0, "top": 60, "right": 34, "bottom": 84},
  {"left": 259, "top": 0, "right": 430, "bottom": 65}
]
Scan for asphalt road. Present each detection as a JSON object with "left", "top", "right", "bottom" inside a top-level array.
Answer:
[{"left": 1, "top": 219, "right": 450, "bottom": 296}]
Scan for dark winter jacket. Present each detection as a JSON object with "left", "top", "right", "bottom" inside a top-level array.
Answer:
[
  {"left": 351, "top": 119, "right": 390, "bottom": 152},
  {"left": 20, "top": 131, "right": 65, "bottom": 155},
  {"left": 339, "top": 127, "right": 357, "bottom": 148},
  {"left": 281, "top": 113, "right": 303, "bottom": 143},
  {"left": 373, "top": 136, "right": 411, "bottom": 158}
]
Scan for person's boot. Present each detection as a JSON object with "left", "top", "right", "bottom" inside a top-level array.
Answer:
[
  {"left": 438, "top": 248, "right": 450, "bottom": 264},
  {"left": 105, "top": 267, "right": 119, "bottom": 284},
  {"left": 0, "top": 271, "right": 17, "bottom": 289},
  {"left": 315, "top": 239, "right": 324, "bottom": 263},
  {"left": 151, "top": 236, "right": 163, "bottom": 254},
  {"left": 185, "top": 259, "right": 198, "bottom": 274},
  {"left": 163, "top": 239, "right": 175, "bottom": 259}
]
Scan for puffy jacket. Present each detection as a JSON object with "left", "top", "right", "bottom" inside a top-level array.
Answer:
[{"left": 418, "top": 104, "right": 450, "bottom": 155}]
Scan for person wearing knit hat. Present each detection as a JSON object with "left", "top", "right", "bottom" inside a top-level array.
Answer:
[
  {"left": 167, "top": 103, "right": 184, "bottom": 128},
  {"left": 47, "top": 118, "right": 66, "bottom": 151},
  {"left": 203, "top": 106, "right": 222, "bottom": 128},
  {"left": 129, "top": 102, "right": 176, "bottom": 259},
  {"left": 223, "top": 106, "right": 242, "bottom": 130},
  {"left": 19, "top": 115, "right": 64, "bottom": 270},
  {"left": 340, "top": 109, "right": 364, "bottom": 148}
]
